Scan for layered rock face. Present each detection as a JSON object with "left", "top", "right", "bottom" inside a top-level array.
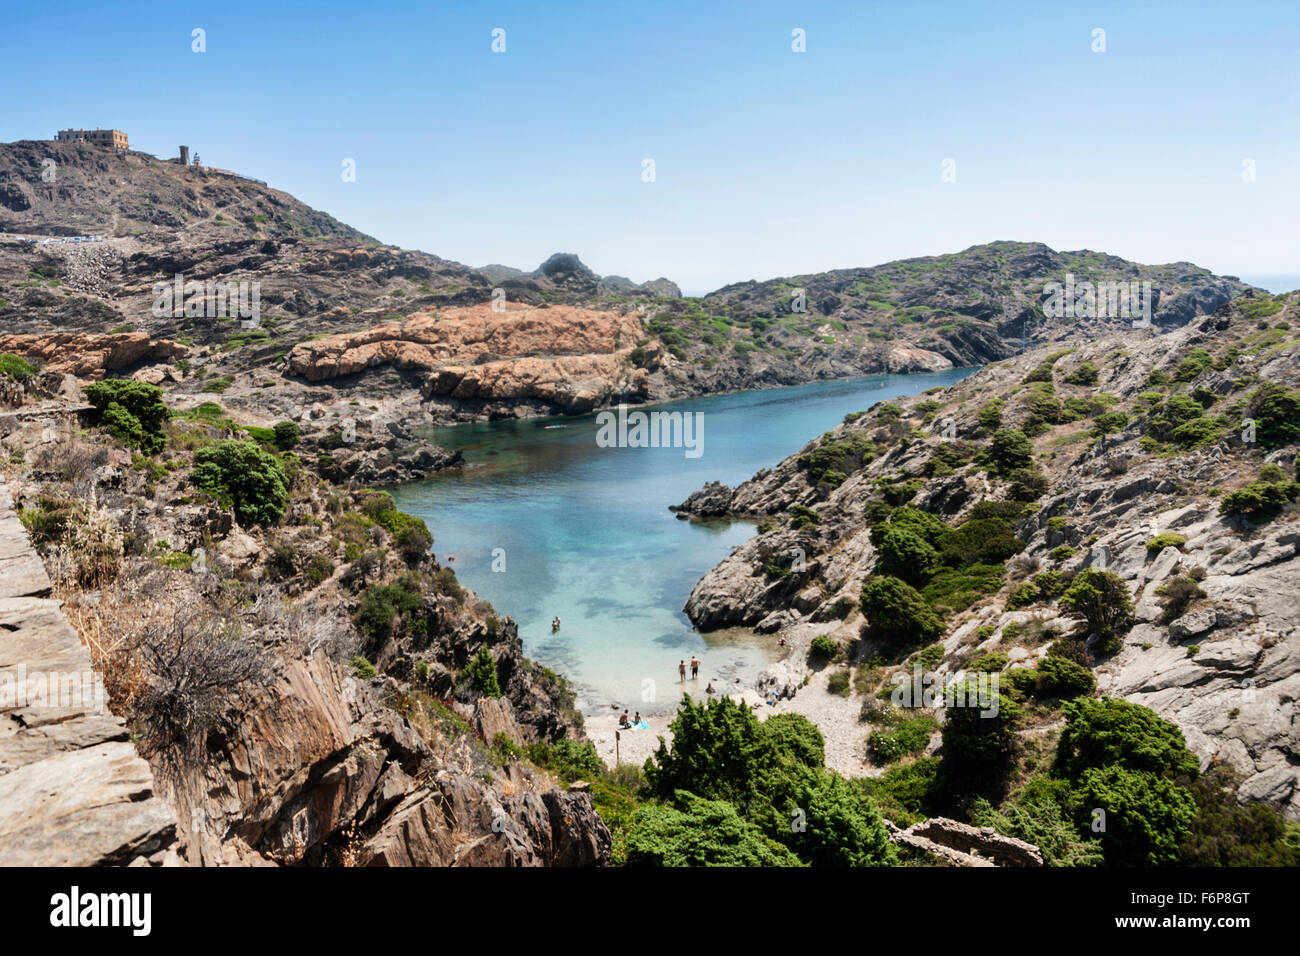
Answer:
[
  {"left": 0, "top": 485, "right": 177, "bottom": 866},
  {"left": 0, "top": 398, "right": 611, "bottom": 867},
  {"left": 288, "top": 303, "right": 650, "bottom": 416},
  {"left": 679, "top": 296, "right": 1300, "bottom": 818},
  {"left": 0, "top": 332, "right": 184, "bottom": 379},
  {"left": 165, "top": 648, "right": 609, "bottom": 867}
]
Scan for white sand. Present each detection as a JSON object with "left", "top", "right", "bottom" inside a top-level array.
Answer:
[{"left": 585, "top": 666, "right": 872, "bottom": 778}]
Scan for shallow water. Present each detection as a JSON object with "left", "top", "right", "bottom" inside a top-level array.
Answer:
[{"left": 390, "top": 369, "right": 976, "bottom": 714}]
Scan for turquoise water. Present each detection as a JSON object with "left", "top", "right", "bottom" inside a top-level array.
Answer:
[{"left": 391, "top": 369, "right": 976, "bottom": 714}]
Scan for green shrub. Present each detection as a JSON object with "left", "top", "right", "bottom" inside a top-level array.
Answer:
[
  {"left": 525, "top": 738, "right": 606, "bottom": 782},
  {"left": 808, "top": 634, "right": 839, "bottom": 663},
  {"left": 1246, "top": 383, "right": 1300, "bottom": 448},
  {"left": 1034, "top": 656, "right": 1095, "bottom": 698},
  {"left": 273, "top": 420, "right": 300, "bottom": 449},
  {"left": 84, "top": 380, "right": 171, "bottom": 454},
  {"left": 0, "top": 352, "right": 39, "bottom": 381},
  {"left": 937, "top": 517, "right": 1024, "bottom": 566},
  {"left": 350, "top": 655, "right": 377, "bottom": 679},
  {"left": 1055, "top": 696, "right": 1199, "bottom": 779},
  {"left": 940, "top": 684, "right": 1021, "bottom": 787},
  {"left": 970, "top": 791, "right": 1103, "bottom": 867},
  {"left": 1007, "top": 467, "right": 1050, "bottom": 501},
  {"left": 798, "top": 432, "right": 878, "bottom": 485},
  {"left": 1090, "top": 411, "right": 1129, "bottom": 436},
  {"left": 789, "top": 771, "right": 896, "bottom": 866},
  {"left": 871, "top": 524, "right": 938, "bottom": 583},
  {"left": 868, "top": 716, "right": 939, "bottom": 763},
  {"left": 883, "top": 505, "right": 949, "bottom": 546},
  {"left": 919, "top": 563, "right": 1005, "bottom": 613},
  {"left": 1059, "top": 569, "right": 1135, "bottom": 638},
  {"left": 1172, "top": 348, "right": 1213, "bottom": 382},
  {"left": 788, "top": 503, "right": 820, "bottom": 528},
  {"left": 625, "top": 792, "right": 804, "bottom": 867},
  {"left": 1062, "top": 361, "right": 1100, "bottom": 386},
  {"left": 1005, "top": 580, "right": 1040, "bottom": 609},
  {"left": 916, "top": 643, "right": 945, "bottom": 670},
  {"left": 966, "top": 651, "right": 1009, "bottom": 673},
  {"left": 1032, "top": 570, "right": 1067, "bottom": 598},
  {"left": 1177, "top": 769, "right": 1300, "bottom": 866},
  {"left": 761, "top": 713, "right": 826, "bottom": 770},
  {"left": 986, "top": 429, "right": 1035, "bottom": 476},
  {"left": 354, "top": 578, "right": 423, "bottom": 644},
  {"left": 192, "top": 440, "right": 289, "bottom": 525},
  {"left": 977, "top": 399, "right": 1005, "bottom": 432},
  {"left": 1170, "top": 417, "right": 1222, "bottom": 448},
  {"left": 860, "top": 576, "right": 945, "bottom": 647},
  {"left": 1218, "top": 479, "right": 1300, "bottom": 520},
  {"left": 1071, "top": 764, "right": 1196, "bottom": 866},
  {"left": 1144, "top": 393, "right": 1205, "bottom": 443},
  {"left": 1146, "top": 532, "right": 1187, "bottom": 553},
  {"left": 463, "top": 645, "right": 502, "bottom": 697},
  {"left": 880, "top": 477, "right": 922, "bottom": 506}
]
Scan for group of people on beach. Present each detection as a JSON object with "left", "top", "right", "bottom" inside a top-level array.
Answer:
[{"left": 617, "top": 709, "right": 642, "bottom": 729}]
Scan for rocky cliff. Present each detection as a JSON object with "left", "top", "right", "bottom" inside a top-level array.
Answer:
[
  {"left": 287, "top": 302, "right": 651, "bottom": 418},
  {"left": 0, "top": 377, "right": 611, "bottom": 866},
  {"left": 679, "top": 290, "right": 1300, "bottom": 819}
]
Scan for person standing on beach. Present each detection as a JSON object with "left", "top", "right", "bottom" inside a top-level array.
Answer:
[
  {"left": 678, "top": 660, "right": 687, "bottom": 682},
  {"left": 690, "top": 655, "right": 700, "bottom": 680}
]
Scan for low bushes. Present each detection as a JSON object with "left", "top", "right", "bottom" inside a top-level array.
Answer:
[
  {"left": 84, "top": 379, "right": 172, "bottom": 454},
  {"left": 192, "top": 440, "right": 289, "bottom": 525}
]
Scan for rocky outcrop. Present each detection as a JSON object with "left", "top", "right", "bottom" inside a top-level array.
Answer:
[
  {"left": 0, "top": 332, "right": 185, "bottom": 379},
  {"left": 0, "top": 484, "right": 178, "bottom": 866},
  {"left": 161, "top": 646, "right": 609, "bottom": 867},
  {"left": 681, "top": 295, "right": 1300, "bottom": 818},
  {"left": 887, "top": 344, "right": 953, "bottom": 373},
  {"left": 670, "top": 480, "right": 734, "bottom": 518},
  {"left": 887, "top": 818, "right": 1044, "bottom": 867},
  {"left": 287, "top": 303, "right": 650, "bottom": 416}
]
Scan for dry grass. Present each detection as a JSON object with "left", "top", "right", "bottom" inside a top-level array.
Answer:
[{"left": 55, "top": 566, "right": 184, "bottom": 717}]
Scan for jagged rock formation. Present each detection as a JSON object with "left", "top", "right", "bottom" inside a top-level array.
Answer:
[
  {"left": 680, "top": 292, "right": 1300, "bottom": 818},
  {"left": 287, "top": 302, "right": 651, "bottom": 417},
  {"left": 0, "top": 390, "right": 611, "bottom": 867}
]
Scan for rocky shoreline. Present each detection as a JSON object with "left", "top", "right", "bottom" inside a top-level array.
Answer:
[{"left": 669, "top": 295, "right": 1300, "bottom": 820}]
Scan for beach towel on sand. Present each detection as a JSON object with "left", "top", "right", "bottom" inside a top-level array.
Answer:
[{"left": 629, "top": 720, "right": 650, "bottom": 730}]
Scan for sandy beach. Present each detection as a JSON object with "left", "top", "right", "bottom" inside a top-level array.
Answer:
[{"left": 585, "top": 663, "right": 873, "bottom": 778}]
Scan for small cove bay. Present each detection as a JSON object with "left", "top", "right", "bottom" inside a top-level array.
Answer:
[{"left": 391, "top": 368, "right": 976, "bottom": 716}]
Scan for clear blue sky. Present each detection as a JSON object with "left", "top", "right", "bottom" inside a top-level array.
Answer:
[{"left": 4, "top": 0, "right": 1297, "bottom": 294}]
